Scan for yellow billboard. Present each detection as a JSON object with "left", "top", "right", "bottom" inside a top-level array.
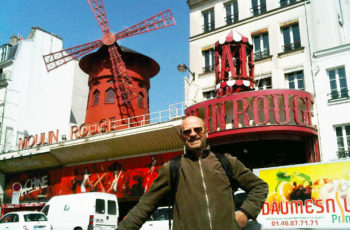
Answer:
[{"left": 255, "top": 160, "right": 350, "bottom": 229}]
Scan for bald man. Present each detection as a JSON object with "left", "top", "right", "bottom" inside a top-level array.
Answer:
[{"left": 117, "top": 116, "right": 268, "bottom": 230}]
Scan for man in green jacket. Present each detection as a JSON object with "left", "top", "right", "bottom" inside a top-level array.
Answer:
[{"left": 117, "top": 116, "right": 268, "bottom": 230}]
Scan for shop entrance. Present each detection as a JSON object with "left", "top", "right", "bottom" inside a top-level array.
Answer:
[{"left": 211, "top": 139, "right": 307, "bottom": 169}]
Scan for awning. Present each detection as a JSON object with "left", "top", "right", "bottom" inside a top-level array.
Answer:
[{"left": 0, "top": 119, "right": 183, "bottom": 173}]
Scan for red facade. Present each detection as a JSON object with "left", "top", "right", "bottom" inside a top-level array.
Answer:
[{"left": 79, "top": 45, "right": 159, "bottom": 128}]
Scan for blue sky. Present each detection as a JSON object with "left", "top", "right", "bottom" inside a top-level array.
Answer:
[{"left": 0, "top": 0, "right": 189, "bottom": 113}]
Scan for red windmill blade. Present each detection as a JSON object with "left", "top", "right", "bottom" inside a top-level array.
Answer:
[
  {"left": 43, "top": 40, "right": 103, "bottom": 72},
  {"left": 43, "top": 0, "right": 176, "bottom": 104},
  {"left": 88, "top": 0, "right": 110, "bottom": 33},
  {"left": 115, "top": 9, "right": 176, "bottom": 40}
]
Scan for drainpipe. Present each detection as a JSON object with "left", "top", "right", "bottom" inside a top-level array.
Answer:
[
  {"left": 304, "top": 0, "right": 322, "bottom": 161},
  {"left": 0, "top": 86, "right": 8, "bottom": 153},
  {"left": 337, "top": 0, "right": 346, "bottom": 43}
]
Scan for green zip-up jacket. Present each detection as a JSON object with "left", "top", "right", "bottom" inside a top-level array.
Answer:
[{"left": 117, "top": 151, "right": 268, "bottom": 230}]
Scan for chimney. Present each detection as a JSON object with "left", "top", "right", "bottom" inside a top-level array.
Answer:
[{"left": 9, "top": 34, "right": 23, "bottom": 45}]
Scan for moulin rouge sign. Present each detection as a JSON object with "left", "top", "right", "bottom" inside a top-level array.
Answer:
[
  {"left": 18, "top": 117, "right": 129, "bottom": 150},
  {"left": 186, "top": 89, "right": 315, "bottom": 134}
]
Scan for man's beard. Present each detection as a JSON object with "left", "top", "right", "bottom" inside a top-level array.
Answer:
[{"left": 185, "top": 137, "right": 207, "bottom": 151}]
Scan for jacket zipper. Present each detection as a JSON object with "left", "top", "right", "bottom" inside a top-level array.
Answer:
[{"left": 198, "top": 159, "right": 213, "bottom": 230}]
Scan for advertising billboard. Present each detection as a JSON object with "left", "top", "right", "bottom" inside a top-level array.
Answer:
[
  {"left": 255, "top": 160, "right": 350, "bottom": 229},
  {"left": 3, "top": 151, "right": 181, "bottom": 203}
]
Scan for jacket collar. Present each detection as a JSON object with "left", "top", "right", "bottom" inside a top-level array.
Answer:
[{"left": 184, "top": 145, "right": 210, "bottom": 160}]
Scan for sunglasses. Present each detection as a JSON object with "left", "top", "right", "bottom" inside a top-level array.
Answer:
[{"left": 182, "top": 127, "right": 204, "bottom": 136}]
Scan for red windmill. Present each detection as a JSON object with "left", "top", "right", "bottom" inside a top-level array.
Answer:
[{"left": 43, "top": 0, "right": 176, "bottom": 130}]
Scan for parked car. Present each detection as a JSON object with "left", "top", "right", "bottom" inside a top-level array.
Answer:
[
  {"left": 0, "top": 211, "right": 52, "bottom": 230},
  {"left": 140, "top": 206, "right": 172, "bottom": 230},
  {"left": 41, "top": 192, "right": 119, "bottom": 230}
]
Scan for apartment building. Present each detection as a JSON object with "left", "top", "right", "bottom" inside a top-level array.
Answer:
[
  {"left": 0, "top": 27, "right": 88, "bottom": 153},
  {"left": 186, "top": 0, "right": 350, "bottom": 162}
]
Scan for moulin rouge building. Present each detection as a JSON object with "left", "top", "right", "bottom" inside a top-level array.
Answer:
[{"left": 0, "top": 29, "right": 319, "bottom": 218}]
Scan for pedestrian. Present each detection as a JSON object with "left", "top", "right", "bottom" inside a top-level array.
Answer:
[{"left": 117, "top": 116, "right": 268, "bottom": 230}]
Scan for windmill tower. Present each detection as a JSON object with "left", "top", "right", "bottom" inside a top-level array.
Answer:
[{"left": 43, "top": 0, "right": 175, "bottom": 129}]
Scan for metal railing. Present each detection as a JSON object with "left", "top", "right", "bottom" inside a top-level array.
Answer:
[
  {"left": 92, "top": 102, "right": 186, "bottom": 130},
  {"left": 225, "top": 13, "right": 239, "bottom": 25},
  {"left": 282, "top": 41, "right": 301, "bottom": 52},
  {"left": 202, "top": 65, "right": 214, "bottom": 73},
  {"left": 337, "top": 150, "right": 350, "bottom": 159},
  {"left": 147, "top": 102, "right": 186, "bottom": 124},
  {"left": 254, "top": 49, "right": 270, "bottom": 61},
  {"left": 280, "top": 0, "right": 297, "bottom": 7},
  {"left": 203, "top": 23, "right": 215, "bottom": 33},
  {"left": 328, "top": 89, "right": 350, "bottom": 101},
  {"left": 251, "top": 4, "right": 267, "bottom": 16}
]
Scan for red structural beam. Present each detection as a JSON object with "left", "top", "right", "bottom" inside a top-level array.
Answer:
[{"left": 108, "top": 45, "right": 134, "bottom": 102}]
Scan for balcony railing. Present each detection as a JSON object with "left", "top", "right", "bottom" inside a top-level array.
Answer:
[
  {"left": 202, "top": 65, "right": 214, "bottom": 73},
  {"left": 328, "top": 89, "right": 350, "bottom": 101},
  {"left": 251, "top": 4, "right": 267, "bottom": 16},
  {"left": 282, "top": 41, "right": 301, "bottom": 52},
  {"left": 337, "top": 150, "right": 350, "bottom": 159},
  {"left": 254, "top": 49, "right": 270, "bottom": 61},
  {"left": 280, "top": 0, "right": 297, "bottom": 7},
  {"left": 225, "top": 13, "right": 239, "bottom": 25},
  {"left": 203, "top": 23, "right": 215, "bottom": 33}
]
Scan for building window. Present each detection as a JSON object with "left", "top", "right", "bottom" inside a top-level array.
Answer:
[
  {"left": 203, "top": 9, "right": 215, "bottom": 32},
  {"left": 252, "top": 32, "right": 270, "bottom": 61},
  {"left": 105, "top": 88, "right": 115, "bottom": 103},
  {"left": 335, "top": 125, "right": 350, "bottom": 158},
  {"left": 138, "top": 92, "right": 144, "bottom": 108},
  {"left": 96, "top": 199, "right": 105, "bottom": 214},
  {"left": 202, "top": 49, "right": 215, "bottom": 73},
  {"left": 4, "top": 127, "right": 14, "bottom": 152},
  {"left": 281, "top": 23, "right": 301, "bottom": 52},
  {"left": 328, "top": 67, "right": 348, "bottom": 100},
  {"left": 251, "top": 0, "right": 266, "bottom": 16},
  {"left": 203, "top": 90, "right": 217, "bottom": 100},
  {"left": 225, "top": 1, "right": 238, "bottom": 25},
  {"left": 107, "top": 79, "right": 114, "bottom": 84},
  {"left": 138, "top": 82, "right": 144, "bottom": 88},
  {"left": 286, "top": 71, "right": 304, "bottom": 90},
  {"left": 92, "top": 90, "right": 100, "bottom": 106},
  {"left": 255, "top": 77, "right": 272, "bottom": 90},
  {"left": 280, "top": 0, "right": 297, "bottom": 7},
  {"left": 0, "top": 44, "right": 11, "bottom": 62}
]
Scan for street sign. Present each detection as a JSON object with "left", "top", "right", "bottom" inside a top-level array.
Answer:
[
  {"left": 12, "top": 182, "right": 22, "bottom": 192},
  {"left": 11, "top": 192, "right": 20, "bottom": 204}
]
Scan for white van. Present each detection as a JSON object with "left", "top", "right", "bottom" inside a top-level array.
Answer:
[{"left": 41, "top": 192, "right": 118, "bottom": 230}]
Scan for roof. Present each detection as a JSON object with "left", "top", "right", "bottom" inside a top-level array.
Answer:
[{"left": 79, "top": 44, "right": 160, "bottom": 78}]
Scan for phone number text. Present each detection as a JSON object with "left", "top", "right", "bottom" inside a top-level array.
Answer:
[{"left": 271, "top": 220, "right": 319, "bottom": 227}]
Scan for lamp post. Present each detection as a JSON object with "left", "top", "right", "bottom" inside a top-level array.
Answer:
[{"left": 177, "top": 64, "right": 195, "bottom": 81}]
